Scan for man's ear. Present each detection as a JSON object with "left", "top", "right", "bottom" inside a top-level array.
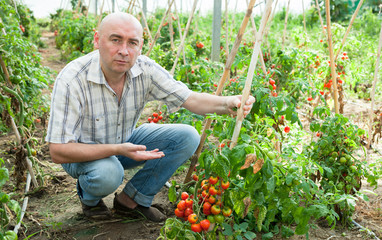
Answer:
[{"left": 93, "top": 31, "right": 100, "bottom": 49}]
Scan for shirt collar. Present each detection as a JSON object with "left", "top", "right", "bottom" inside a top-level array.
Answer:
[{"left": 87, "top": 50, "right": 143, "bottom": 84}]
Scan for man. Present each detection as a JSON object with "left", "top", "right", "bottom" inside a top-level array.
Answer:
[{"left": 46, "top": 12, "right": 255, "bottom": 222}]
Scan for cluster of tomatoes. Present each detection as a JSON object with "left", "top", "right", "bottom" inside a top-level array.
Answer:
[
  {"left": 269, "top": 78, "right": 277, "bottom": 97},
  {"left": 196, "top": 42, "right": 204, "bottom": 48},
  {"left": 174, "top": 175, "right": 232, "bottom": 233},
  {"left": 147, "top": 111, "right": 163, "bottom": 123}
]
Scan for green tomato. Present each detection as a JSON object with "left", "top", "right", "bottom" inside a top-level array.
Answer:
[
  {"left": 339, "top": 157, "right": 347, "bottom": 164},
  {"left": 207, "top": 214, "right": 216, "bottom": 224},
  {"left": 345, "top": 154, "right": 351, "bottom": 161},
  {"left": 349, "top": 165, "right": 357, "bottom": 172},
  {"left": 4, "top": 231, "right": 18, "bottom": 240},
  {"left": 331, "top": 152, "right": 338, "bottom": 158},
  {"left": 214, "top": 214, "right": 224, "bottom": 224},
  {"left": 267, "top": 151, "right": 276, "bottom": 160}
]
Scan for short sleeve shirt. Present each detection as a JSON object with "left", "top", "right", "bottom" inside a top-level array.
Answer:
[{"left": 45, "top": 50, "right": 191, "bottom": 144}]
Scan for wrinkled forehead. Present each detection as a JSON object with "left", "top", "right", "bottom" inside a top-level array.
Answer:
[{"left": 98, "top": 12, "right": 143, "bottom": 37}]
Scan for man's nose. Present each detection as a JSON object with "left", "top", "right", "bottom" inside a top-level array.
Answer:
[{"left": 118, "top": 44, "right": 129, "bottom": 55}]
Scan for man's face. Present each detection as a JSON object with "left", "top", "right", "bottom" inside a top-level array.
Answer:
[{"left": 94, "top": 17, "right": 143, "bottom": 77}]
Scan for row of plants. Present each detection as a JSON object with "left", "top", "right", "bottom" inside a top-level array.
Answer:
[
  {"left": 0, "top": 0, "right": 381, "bottom": 239},
  {"left": 0, "top": 1, "right": 53, "bottom": 239}
]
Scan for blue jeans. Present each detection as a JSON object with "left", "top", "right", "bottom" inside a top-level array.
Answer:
[{"left": 61, "top": 123, "right": 200, "bottom": 207}]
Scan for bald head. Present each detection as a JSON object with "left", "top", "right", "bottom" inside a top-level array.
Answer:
[{"left": 98, "top": 12, "right": 143, "bottom": 38}]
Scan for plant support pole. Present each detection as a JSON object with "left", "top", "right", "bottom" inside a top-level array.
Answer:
[
  {"left": 230, "top": 0, "right": 273, "bottom": 148},
  {"left": 368, "top": 22, "right": 382, "bottom": 148},
  {"left": 325, "top": 0, "right": 339, "bottom": 114},
  {"left": 170, "top": 0, "right": 198, "bottom": 75},
  {"left": 334, "top": 0, "right": 363, "bottom": 60},
  {"left": 184, "top": 0, "right": 258, "bottom": 183}
]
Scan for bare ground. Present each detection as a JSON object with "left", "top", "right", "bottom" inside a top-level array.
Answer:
[{"left": 1, "top": 31, "right": 381, "bottom": 240}]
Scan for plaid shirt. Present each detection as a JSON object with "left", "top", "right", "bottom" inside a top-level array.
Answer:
[{"left": 45, "top": 50, "right": 191, "bottom": 144}]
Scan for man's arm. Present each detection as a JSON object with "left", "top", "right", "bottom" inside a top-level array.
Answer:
[
  {"left": 49, "top": 142, "right": 164, "bottom": 164},
  {"left": 181, "top": 92, "right": 255, "bottom": 116}
]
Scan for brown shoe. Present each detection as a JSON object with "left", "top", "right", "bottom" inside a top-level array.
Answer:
[
  {"left": 81, "top": 199, "right": 111, "bottom": 220},
  {"left": 113, "top": 194, "right": 166, "bottom": 222}
]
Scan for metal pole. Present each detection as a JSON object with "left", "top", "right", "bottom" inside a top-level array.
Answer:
[{"left": 211, "top": 0, "right": 222, "bottom": 62}]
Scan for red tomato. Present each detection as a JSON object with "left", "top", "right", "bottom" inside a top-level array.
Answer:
[
  {"left": 209, "top": 176, "right": 218, "bottom": 185},
  {"left": 191, "top": 223, "right": 202, "bottom": 233},
  {"left": 147, "top": 117, "right": 152, "bottom": 122},
  {"left": 153, "top": 117, "right": 158, "bottom": 123},
  {"left": 222, "top": 207, "right": 232, "bottom": 217},
  {"left": 177, "top": 200, "right": 186, "bottom": 211},
  {"left": 181, "top": 192, "right": 189, "bottom": 200},
  {"left": 201, "top": 180, "right": 209, "bottom": 190},
  {"left": 192, "top": 174, "right": 199, "bottom": 181},
  {"left": 221, "top": 180, "right": 230, "bottom": 190},
  {"left": 188, "top": 213, "right": 198, "bottom": 224},
  {"left": 152, "top": 112, "right": 159, "bottom": 117},
  {"left": 307, "top": 97, "right": 313, "bottom": 101},
  {"left": 184, "top": 207, "right": 193, "bottom": 217},
  {"left": 158, "top": 115, "right": 163, "bottom": 120},
  {"left": 174, "top": 208, "right": 184, "bottom": 218},
  {"left": 209, "top": 186, "right": 218, "bottom": 195},
  {"left": 284, "top": 126, "right": 290, "bottom": 133},
  {"left": 211, "top": 204, "right": 221, "bottom": 215},
  {"left": 185, "top": 198, "right": 193, "bottom": 208},
  {"left": 203, "top": 202, "right": 211, "bottom": 211},
  {"left": 200, "top": 219, "right": 211, "bottom": 231},
  {"left": 208, "top": 195, "right": 216, "bottom": 204},
  {"left": 269, "top": 79, "right": 275, "bottom": 85}
]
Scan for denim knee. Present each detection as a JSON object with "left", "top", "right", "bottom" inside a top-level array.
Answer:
[
  {"left": 79, "top": 158, "right": 124, "bottom": 197},
  {"left": 177, "top": 124, "right": 200, "bottom": 155}
]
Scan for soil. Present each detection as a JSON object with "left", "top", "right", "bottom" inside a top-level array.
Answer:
[{"left": 1, "top": 31, "right": 381, "bottom": 240}]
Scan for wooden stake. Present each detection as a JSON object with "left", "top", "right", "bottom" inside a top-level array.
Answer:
[
  {"left": 170, "top": 0, "right": 198, "bottom": 75},
  {"left": 282, "top": 0, "right": 290, "bottom": 50},
  {"left": 315, "top": 0, "right": 326, "bottom": 36},
  {"left": 325, "top": 0, "right": 339, "bottom": 114},
  {"left": 302, "top": 0, "right": 307, "bottom": 34},
  {"left": 145, "top": 0, "right": 175, "bottom": 56},
  {"left": 137, "top": 0, "right": 153, "bottom": 42},
  {"left": 368, "top": 22, "right": 382, "bottom": 148},
  {"left": 334, "top": 0, "right": 364, "bottom": 60},
  {"left": 183, "top": 0, "right": 258, "bottom": 183},
  {"left": 230, "top": 0, "right": 273, "bottom": 148}
]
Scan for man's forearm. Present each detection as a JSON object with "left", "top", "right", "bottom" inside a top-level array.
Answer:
[{"left": 49, "top": 142, "right": 120, "bottom": 164}]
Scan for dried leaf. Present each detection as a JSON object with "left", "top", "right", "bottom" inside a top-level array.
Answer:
[
  {"left": 243, "top": 197, "right": 252, "bottom": 218},
  {"left": 240, "top": 153, "right": 257, "bottom": 170},
  {"left": 252, "top": 158, "right": 264, "bottom": 174}
]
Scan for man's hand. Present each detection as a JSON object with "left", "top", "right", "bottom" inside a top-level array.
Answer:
[
  {"left": 118, "top": 143, "right": 165, "bottom": 161},
  {"left": 228, "top": 95, "right": 256, "bottom": 117}
]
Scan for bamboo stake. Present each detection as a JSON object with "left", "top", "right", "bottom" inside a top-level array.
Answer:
[
  {"left": 325, "top": 0, "right": 339, "bottom": 114},
  {"left": 13, "top": 173, "right": 31, "bottom": 234},
  {"left": 315, "top": 0, "right": 326, "bottom": 36},
  {"left": 168, "top": 5, "right": 175, "bottom": 50},
  {"left": 302, "top": 0, "right": 307, "bottom": 34},
  {"left": 264, "top": 0, "right": 278, "bottom": 61},
  {"left": 86, "top": 0, "right": 91, "bottom": 17},
  {"left": 170, "top": 0, "right": 198, "bottom": 75},
  {"left": 172, "top": 1, "right": 187, "bottom": 66},
  {"left": 184, "top": 0, "right": 258, "bottom": 183},
  {"left": 224, "top": 0, "right": 230, "bottom": 61},
  {"left": 145, "top": 0, "right": 175, "bottom": 56},
  {"left": 282, "top": 0, "right": 290, "bottom": 50},
  {"left": 334, "top": 0, "right": 364, "bottom": 61},
  {"left": 250, "top": 13, "right": 267, "bottom": 74},
  {"left": 137, "top": 0, "right": 153, "bottom": 42},
  {"left": 230, "top": 0, "right": 273, "bottom": 149},
  {"left": 96, "top": 0, "right": 105, "bottom": 28},
  {"left": 367, "top": 22, "right": 382, "bottom": 148}
]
